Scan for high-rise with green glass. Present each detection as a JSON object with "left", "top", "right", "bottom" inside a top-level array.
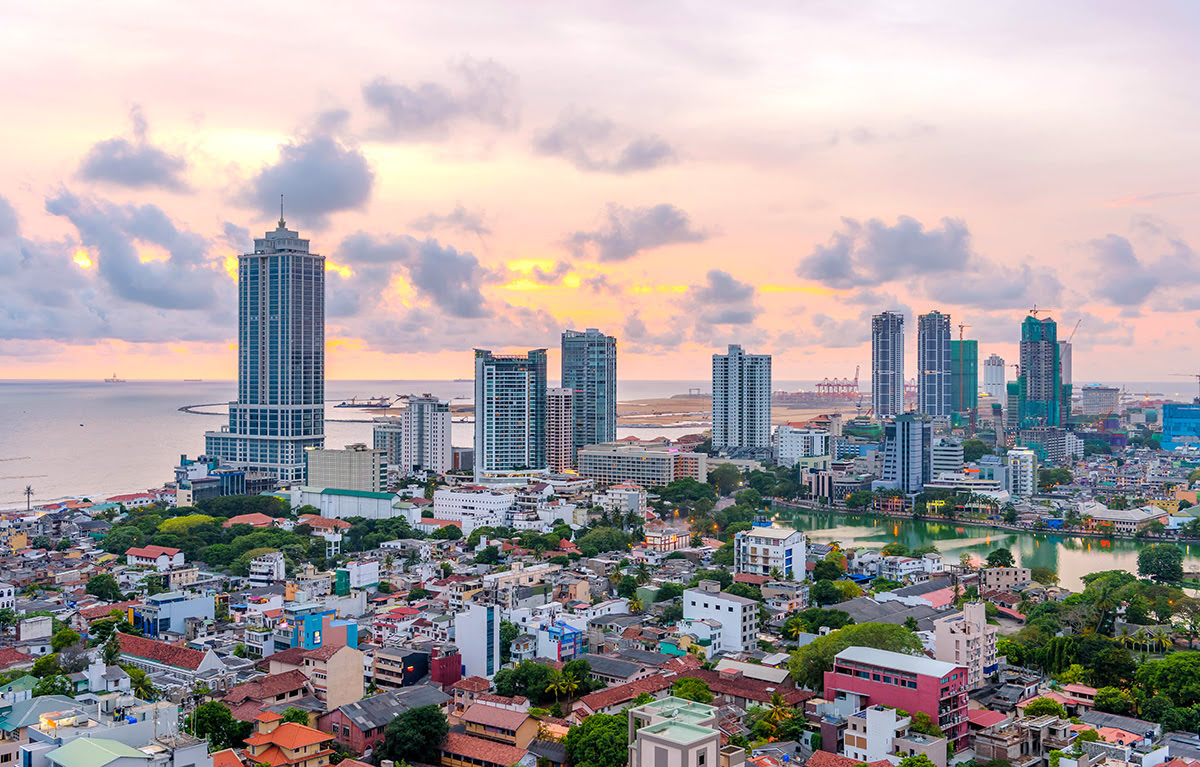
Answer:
[
  {"left": 950, "top": 339, "right": 978, "bottom": 414},
  {"left": 1017, "top": 315, "right": 1069, "bottom": 427}
]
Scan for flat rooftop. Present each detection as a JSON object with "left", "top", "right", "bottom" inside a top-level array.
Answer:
[{"left": 834, "top": 646, "right": 960, "bottom": 678}]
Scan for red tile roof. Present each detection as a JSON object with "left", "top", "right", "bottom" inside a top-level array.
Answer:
[
  {"left": 806, "top": 754, "right": 889, "bottom": 767},
  {"left": 224, "top": 669, "right": 310, "bottom": 704},
  {"left": 125, "top": 545, "right": 181, "bottom": 558},
  {"left": 967, "top": 708, "right": 1009, "bottom": 728},
  {"left": 244, "top": 722, "right": 332, "bottom": 749},
  {"left": 116, "top": 632, "right": 206, "bottom": 670},
  {"left": 452, "top": 676, "right": 491, "bottom": 692},
  {"left": 298, "top": 515, "right": 352, "bottom": 530},
  {"left": 224, "top": 513, "right": 276, "bottom": 528},
  {"left": 733, "top": 573, "right": 771, "bottom": 585},
  {"left": 0, "top": 649, "right": 34, "bottom": 669},
  {"left": 211, "top": 750, "right": 244, "bottom": 767},
  {"left": 441, "top": 732, "right": 528, "bottom": 767},
  {"left": 463, "top": 703, "right": 531, "bottom": 730},
  {"left": 576, "top": 675, "right": 671, "bottom": 713},
  {"left": 78, "top": 601, "right": 142, "bottom": 622},
  {"left": 678, "top": 669, "right": 811, "bottom": 707}
]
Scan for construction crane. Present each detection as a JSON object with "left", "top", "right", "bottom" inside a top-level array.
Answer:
[
  {"left": 1066, "top": 318, "right": 1082, "bottom": 343},
  {"left": 957, "top": 322, "right": 971, "bottom": 341},
  {"left": 1029, "top": 305, "right": 1044, "bottom": 317},
  {"left": 1169, "top": 373, "right": 1200, "bottom": 402}
]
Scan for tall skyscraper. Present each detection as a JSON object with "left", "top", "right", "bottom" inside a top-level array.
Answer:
[
  {"left": 1017, "top": 315, "right": 1062, "bottom": 428},
  {"left": 474, "top": 349, "right": 548, "bottom": 479},
  {"left": 873, "top": 414, "right": 932, "bottom": 494},
  {"left": 373, "top": 395, "right": 452, "bottom": 475},
  {"left": 711, "top": 345, "right": 772, "bottom": 451},
  {"left": 983, "top": 354, "right": 1006, "bottom": 400},
  {"left": 547, "top": 387, "right": 574, "bottom": 473},
  {"left": 916, "top": 311, "right": 952, "bottom": 417},
  {"left": 561, "top": 328, "right": 617, "bottom": 459},
  {"left": 949, "top": 339, "right": 978, "bottom": 414},
  {"left": 871, "top": 311, "right": 905, "bottom": 417},
  {"left": 205, "top": 215, "right": 324, "bottom": 483}
]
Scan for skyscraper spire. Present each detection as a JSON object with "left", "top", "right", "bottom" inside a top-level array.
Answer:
[{"left": 279, "top": 194, "right": 286, "bottom": 228}]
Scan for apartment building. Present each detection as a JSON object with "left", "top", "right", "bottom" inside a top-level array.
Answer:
[
  {"left": 683, "top": 580, "right": 759, "bottom": 653},
  {"left": 934, "top": 603, "right": 998, "bottom": 690},
  {"left": 843, "top": 705, "right": 947, "bottom": 767},
  {"left": 979, "top": 567, "right": 1033, "bottom": 592},
  {"left": 305, "top": 443, "right": 387, "bottom": 493},
  {"left": 774, "top": 426, "right": 830, "bottom": 467},
  {"left": 628, "top": 697, "right": 741, "bottom": 767},
  {"left": 823, "top": 646, "right": 969, "bottom": 751},
  {"left": 125, "top": 546, "right": 184, "bottom": 571},
  {"left": 244, "top": 712, "right": 334, "bottom": 767},
  {"left": 577, "top": 441, "right": 708, "bottom": 486},
  {"left": 733, "top": 526, "right": 806, "bottom": 579},
  {"left": 432, "top": 487, "right": 514, "bottom": 533},
  {"left": 248, "top": 551, "right": 286, "bottom": 587}
]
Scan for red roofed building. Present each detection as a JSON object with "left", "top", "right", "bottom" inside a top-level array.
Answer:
[
  {"left": 211, "top": 749, "right": 244, "bottom": 767},
  {"left": 124, "top": 545, "right": 184, "bottom": 571},
  {"left": 224, "top": 512, "right": 278, "bottom": 529},
  {"left": 440, "top": 732, "right": 529, "bottom": 767},
  {"left": 68, "top": 600, "right": 143, "bottom": 632},
  {"left": 0, "top": 648, "right": 34, "bottom": 672},
  {"left": 221, "top": 669, "right": 313, "bottom": 721},
  {"left": 298, "top": 515, "right": 352, "bottom": 531},
  {"left": 107, "top": 493, "right": 157, "bottom": 508},
  {"left": 244, "top": 712, "right": 335, "bottom": 767},
  {"left": 572, "top": 675, "right": 672, "bottom": 719},
  {"left": 116, "top": 632, "right": 227, "bottom": 686}
]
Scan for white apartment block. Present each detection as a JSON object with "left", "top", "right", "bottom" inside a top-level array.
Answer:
[
  {"left": 931, "top": 438, "right": 964, "bottom": 477},
  {"left": 879, "top": 553, "right": 943, "bottom": 582},
  {"left": 577, "top": 441, "right": 708, "bottom": 486},
  {"left": 432, "top": 487, "right": 514, "bottom": 533},
  {"left": 934, "top": 602, "right": 998, "bottom": 690},
  {"left": 979, "top": 567, "right": 1032, "bottom": 592},
  {"left": 248, "top": 551, "right": 286, "bottom": 587},
  {"left": 342, "top": 559, "right": 380, "bottom": 589},
  {"left": 305, "top": 443, "right": 387, "bottom": 492},
  {"left": 712, "top": 344, "right": 772, "bottom": 450},
  {"left": 734, "top": 526, "right": 806, "bottom": 579},
  {"left": 593, "top": 484, "right": 648, "bottom": 516},
  {"left": 547, "top": 387, "right": 574, "bottom": 473},
  {"left": 1007, "top": 448, "right": 1037, "bottom": 497},
  {"left": 774, "top": 426, "right": 830, "bottom": 467},
  {"left": 372, "top": 395, "right": 452, "bottom": 475},
  {"left": 844, "top": 705, "right": 911, "bottom": 764},
  {"left": 683, "top": 580, "right": 759, "bottom": 653}
]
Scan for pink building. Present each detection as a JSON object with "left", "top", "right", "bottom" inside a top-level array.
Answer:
[{"left": 823, "top": 646, "right": 969, "bottom": 751}]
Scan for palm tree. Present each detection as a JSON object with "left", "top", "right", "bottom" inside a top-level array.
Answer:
[
  {"left": 1152, "top": 627, "right": 1173, "bottom": 653},
  {"left": 628, "top": 596, "right": 644, "bottom": 614},
  {"left": 764, "top": 692, "right": 792, "bottom": 727},
  {"left": 558, "top": 674, "right": 580, "bottom": 702},
  {"left": 635, "top": 562, "right": 651, "bottom": 585},
  {"left": 24, "top": 486, "right": 32, "bottom": 513}
]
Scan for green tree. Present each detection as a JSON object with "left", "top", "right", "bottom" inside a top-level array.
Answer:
[
  {"left": 986, "top": 548, "right": 1016, "bottom": 568},
  {"left": 31, "top": 654, "right": 61, "bottom": 679},
  {"left": 1023, "top": 697, "right": 1067, "bottom": 718},
  {"left": 431, "top": 524, "right": 463, "bottom": 540},
  {"left": 85, "top": 574, "right": 123, "bottom": 602},
  {"left": 474, "top": 545, "right": 500, "bottom": 565},
  {"left": 789, "top": 622, "right": 923, "bottom": 691},
  {"left": 500, "top": 620, "right": 520, "bottom": 664},
  {"left": 845, "top": 490, "right": 874, "bottom": 509},
  {"left": 813, "top": 560, "right": 842, "bottom": 581},
  {"left": 1030, "top": 566, "right": 1059, "bottom": 585},
  {"left": 898, "top": 755, "right": 937, "bottom": 767},
  {"left": 102, "top": 634, "right": 121, "bottom": 666},
  {"left": 1093, "top": 687, "right": 1135, "bottom": 714},
  {"left": 31, "top": 536, "right": 52, "bottom": 550},
  {"left": 671, "top": 677, "right": 714, "bottom": 703},
  {"left": 51, "top": 628, "right": 81, "bottom": 653},
  {"left": 1138, "top": 543, "right": 1184, "bottom": 582},
  {"left": 232, "top": 643, "right": 247, "bottom": 658},
  {"left": 32, "top": 675, "right": 73, "bottom": 698},
  {"left": 190, "top": 702, "right": 249, "bottom": 751},
  {"left": 376, "top": 705, "right": 449, "bottom": 765},
  {"left": 811, "top": 580, "right": 842, "bottom": 606},
  {"left": 564, "top": 713, "right": 627, "bottom": 767},
  {"left": 280, "top": 707, "right": 309, "bottom": 724},
  {"left": 708, "top": 464, "right": 742, "bottom": 496},
  {"left": 962, "top": 439, "right": 990, "bottom": 463}
]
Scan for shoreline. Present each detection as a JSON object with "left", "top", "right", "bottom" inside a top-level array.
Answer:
[{"left": 772, "top": 499, "right": 1197, "bottom": 545}]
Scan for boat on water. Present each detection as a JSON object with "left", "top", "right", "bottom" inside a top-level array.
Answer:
[
  {"left": 335, "top": 396, "right": 392, "bottom": 408},
  {"left": 183, "top": 378, "right": 202, "bottom": 382},
  {"left": 104, "top": 373, "right": 126, "bottom": 383},
  {"left": 452, "top": 378, "right": 471, "bottom": 382}
]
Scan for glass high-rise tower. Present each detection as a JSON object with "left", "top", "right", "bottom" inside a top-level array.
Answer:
[
  {"left": 561, "top": 328, "right": 617, "bottom": 461},
  {"left": 712, "top": 344, "right": 772, "bottom": 451},
  {"left": 473, "top": 349, "right": 548, "bottom": 479},
  {"left": 871, "top": 311, "right": 905, "bottom": 417},
  {"left": 205, "top": 215, "right": 325, "bottom": 483},
  {"left": 1017, "top": 315, "right": 1063, "bottom": 427},
  {"left": 917, "top": 311, "right": 952, "bottom": 417},
  {"left": 949, "top": 339, "right": 978, "bottom": 414}
]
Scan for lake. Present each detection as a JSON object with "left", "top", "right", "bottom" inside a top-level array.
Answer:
[{"left": 774, "top": 509, "right": 1200, "bottom": 592}]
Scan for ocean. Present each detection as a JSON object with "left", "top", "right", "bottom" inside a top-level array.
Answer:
[{"left": 0, "top": 378, "right": 1186, "bottom": 508}]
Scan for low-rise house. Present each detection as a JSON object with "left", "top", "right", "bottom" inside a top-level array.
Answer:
[
  {"left": 124, "top": 546, "right": 184, "bottom": 572},
  {"left": 221, "top": 669, "right": 312, "bottom": 721},
  {"left": 243, "top": 712, "right": 334, "bottom": 767},
  {"left": 320, "top": 686, "right": 450, "bottom": 754},
  {"left": 461, "top": 703, "right": 538, "bottom": 749}
]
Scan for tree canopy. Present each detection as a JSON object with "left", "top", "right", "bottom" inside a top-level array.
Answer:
[
  {"left": 376, "top": 705, "right": 448, "bottom": 765},
  {"left": 564, "top": 713, "right": 627, "bottom": 767},
  {"left": 1138, "top": 543, "right": 1184, "bottom": 582},
  {"left": 789, "top": 622, "right": 924, "bottom": 691}
]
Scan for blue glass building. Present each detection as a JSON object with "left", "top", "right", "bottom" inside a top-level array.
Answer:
[
  {"left": 561, "top": 328, "right": 617, "bottom": 461},
  {"left": 205, "top": 216, "right": 325, "bottom": 482},
  {"left": 473, "top": 349, "right": 547, "bottom": 479},
  {"left": 1163, "top": 402, "right": 1200, "bottom": 451}
]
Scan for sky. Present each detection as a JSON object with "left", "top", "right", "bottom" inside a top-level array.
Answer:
[{"left": 2, "top": 1, "right": 1200, "bottom": 384}]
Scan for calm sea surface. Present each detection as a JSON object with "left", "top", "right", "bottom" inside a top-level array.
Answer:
[{"left": 0, "top": 378, "right": 809, "bottom": 507}]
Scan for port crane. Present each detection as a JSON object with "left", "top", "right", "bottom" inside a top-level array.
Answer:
[{"left": 1169, "top": 373, "right": 1200, "bottom": 402}]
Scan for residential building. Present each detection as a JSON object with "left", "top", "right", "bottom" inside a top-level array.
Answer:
[
  {"left": 644, "top": 529, "right": 688, "bottom": 553},
  {"left": 577, "top": 441, "right": 708, "bottom": 486},
  {"left": 683, "top": 580, "right": 758, "bottom": 653},
  {"left": 321, "top": 686, "right": 451, "bottom": 754},
  {"left": 872, "top": 311, "right": 905, "bottom": 417},
  {"left": 125, "top": 546, "right": 184, "bottom": 572},
  {"left": 372, "top": 395, "right": 452, "bottom": 475},
  {"left": 874, "top": 415, "right": 932, "bottom": 494},
  {"left": 474, "top": 349, "right": 548, "bottom": 479},
  {"left": 950, "top": 339, "right": 978, "bottom": 415},
  {"left": 115, "top": 633, "right": 228, "bottom": 688},
  {"left": 917, "top": 311, "right": 952, "bottom": 418},
  {"left": 712, "top": 345, "right": 772, "bottom": 451},
  {"left": 627, "top": 697, "right": 730, "bottom": 767},
  {"left": 534, "top": 621, "right": 585, "bottom": 663},
  {"left": 1162, "top": 402, "right": 1200, "bottom": 452},
  {"left": 432, "top": 488, "right": 514, "bottom": 534},
  {"left": 973, "top": 715, "right": 1075, "bottom": 766},
  {"left": 1081, "top": 385, "right": 1121, "bottom": 416},
  {"left": 462, "top": 703, "right": 538, "bottom": 749},
  {"left": 561, "top": 328, "right": 618, "bottom": 461},
  {"left": 733, "top": 527, "right": 806, "bottom": 579},
  {"left": 244, "top": 712, "right": 334, "bottom": 767},
  {"left": 822, "top": 646, "right": 969, "bottom": 751},
  {"left": 249, "top": 551, "right": 286, "bottom": 587},
  {"left": 1007, "top": 448, "right": 1037, "bottom": 497},
  {"left": 205, "top": 218, "right": 325, "bottom": 483},
  {"left": 595, "top": 485, "right": 648, "bottom": 517},
  {"left": 265, "top": 644, "right": 365, "bottom": 710},
  {"left": 1017, "top": 315, "right": 1065, "bottom": 428},
  {"left": 305, "top": 444, "right": 387, "bottom": 493},
  {"left": 222, "top": 669, "right": 312, "bottom": 721},
  {"left": 547, "top": 388, "right": 574, "bottom": 473},
  {"left": 774, "top": 427, "right": 830, "bottom": 467},
  {"left": 843, "top": 705, "right": 947, "bottom": 767},
  {"left": 440, "top": 732, "right": 534, "bottom": 767},
  {"left": 130, "top": 592, "right": 215, "bottom": 637},
  {"left": 979, "top": 568, "right": 1032, "bottom": 592},
  {"left": 934, "top": 603, "right": 998, "bottom": 690},
  {"left": 454, "top": 603, "right": 501, "bottom": 678},
  {"left": 984, "top": 354, "right": 1006, "bottom": 400}
]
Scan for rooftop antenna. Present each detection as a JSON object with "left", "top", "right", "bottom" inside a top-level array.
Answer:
[{"left": 279, "top": 194, "right": 286, "bottom": 228}]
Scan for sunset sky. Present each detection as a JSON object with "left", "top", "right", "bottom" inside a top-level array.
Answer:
[{"left": 3, "top": 2, "right": 1199, "bottom": 384}]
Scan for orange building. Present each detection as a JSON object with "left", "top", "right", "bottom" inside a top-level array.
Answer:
[{"left": 244, "top": 711, "right": 335, "bottom": 767}]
